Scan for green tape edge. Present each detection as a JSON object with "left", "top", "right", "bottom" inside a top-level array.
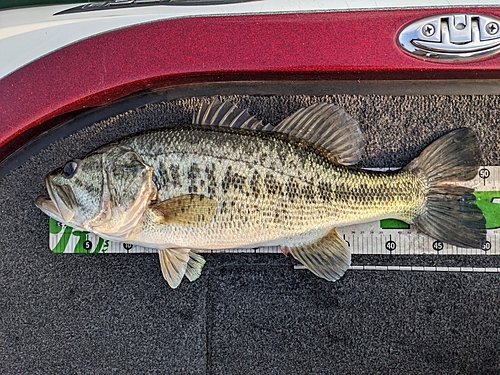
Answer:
[{"left": 473, "top": 191, "right": 500, "bottom": 229}]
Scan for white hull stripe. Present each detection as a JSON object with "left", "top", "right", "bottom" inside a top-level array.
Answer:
[{"left": 1, "top": 1, "right": 499, "bottom": 78}]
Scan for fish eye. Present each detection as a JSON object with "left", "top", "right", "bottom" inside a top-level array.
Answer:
[{"left": 62, "top": 161, "right": 78, "bottom": 178}]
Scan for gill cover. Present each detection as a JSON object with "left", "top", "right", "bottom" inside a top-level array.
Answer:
[{"left": 89, "top": 146, "right": 156, "bottom": 241}]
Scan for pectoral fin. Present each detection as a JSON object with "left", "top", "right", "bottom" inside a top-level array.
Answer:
[
  {"left": 288, "top": 228, "right": 351, "bottom": 281},
  {"left": 159, "top": 248, "right": 190, "bottom": 288},
  {"left": 150, "top": 194, "right": 217, "bottom": 225}
]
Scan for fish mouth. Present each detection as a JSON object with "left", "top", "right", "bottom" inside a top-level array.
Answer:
[
  {"left": 35, "top": 195, "right": 61, "bottom": 220},
  {"left": 35, "top": 176, "right": 76, "bottom": 223}
]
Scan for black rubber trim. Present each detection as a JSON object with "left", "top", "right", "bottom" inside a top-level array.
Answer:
[{"left": 2, "top": 79, "right": 500, "bottom": 179}]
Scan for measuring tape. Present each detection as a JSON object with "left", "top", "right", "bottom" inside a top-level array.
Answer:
[{"left": 48, "top": 166, "right": 500, "bottom": 272}]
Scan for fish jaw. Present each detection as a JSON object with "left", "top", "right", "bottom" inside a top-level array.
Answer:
[
  {"left": 36, "top": 173, "right": 77, "bottom": 223},
  {"left": 35, "top": 195, "right": 63, "bottom": 222},
  {"left": 35, "top": 195, "right": 90, "bottom": 233},
  {"left": 48, "top": 175, "right": 77, "bottom": 222}
]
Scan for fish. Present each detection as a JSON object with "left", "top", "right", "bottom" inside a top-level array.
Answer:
[{"left": 36, "top": 100, "right": 486, "bottom": 288}]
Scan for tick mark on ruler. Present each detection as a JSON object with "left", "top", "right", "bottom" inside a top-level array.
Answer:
[
  {"left": 432, "top": 240, "right": 444, "bottom": 252},
  {"left": 293, "top": 265, "right": 500, "bottom": 273},
  {"left": 385, "top": 235, "right": 397, "bottom": 252},
  {"left": 479, "top": 167, "right": 490, "bottom": 185},
  {"left": 123, "top": 243, "right": 133, "bottom": 253},
  {"left": 481, "top": 240, "right": 492, "bottom": 252},
  {"left": 343, "top": 234, "right": 350, "bottom": 247}
]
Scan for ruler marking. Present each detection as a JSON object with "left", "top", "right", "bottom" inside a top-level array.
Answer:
[
  {"left": 495, "top": 232, "right": 498, "bottom": 255},
  {"left": 49, "top": 221, "right": 500, "bottom": 256},
  {"left": 293, "top": 265, "right": 500, "bottom": 273},
  {"left": 406, "top": 232, "right": 409, "bottom": 255}
]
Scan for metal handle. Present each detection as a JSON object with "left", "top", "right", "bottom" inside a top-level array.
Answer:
[{"left": 398, "top": 14, "right": 500, "bottom": 62}]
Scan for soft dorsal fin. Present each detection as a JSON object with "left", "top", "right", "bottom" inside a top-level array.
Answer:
[
  {"left": 273, "top": 103, "right": 365, "bottom": 165},
  {"left": 192, "top": 100, "right": 273, "bottom": 131}
]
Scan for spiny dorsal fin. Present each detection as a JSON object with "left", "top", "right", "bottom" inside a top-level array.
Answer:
[
  {"left": 288, "top": 228, "right": 351, "bottom": 281},
  {"left": 159, "top": 248, "right": 191, "bottom": 288},
  {"left": 273, "top": 103, "right": 364, "bottom": 165},
  {"left": 150, "top": 194, "right": 217, "bottom": 225},
  {"left": 192, "top": 100, "right": 272, "bottom": 131}
]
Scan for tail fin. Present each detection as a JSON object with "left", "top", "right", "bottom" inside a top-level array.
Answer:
[{"left": 404, "top": 128, "right": 486, "bottom": 248}]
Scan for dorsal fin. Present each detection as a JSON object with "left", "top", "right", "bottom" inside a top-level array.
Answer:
[
  {"left": 273, "top": 103, "right": 365, "bottom": 165},
  {"left": 192, "top": 100, "right": 273, "bottom": 131}
]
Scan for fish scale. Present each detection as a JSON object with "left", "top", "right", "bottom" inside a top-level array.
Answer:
[{"left": 119, "top": 126, "right": 428, "bottom": 250}]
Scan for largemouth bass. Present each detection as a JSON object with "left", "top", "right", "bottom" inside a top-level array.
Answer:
[{"left": 36, "top": 101, "right": 486, "bottom": 288}]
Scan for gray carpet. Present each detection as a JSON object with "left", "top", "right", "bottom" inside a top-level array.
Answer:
[{"left": 1, "top": 94, "right": 499, "bottom": 374}]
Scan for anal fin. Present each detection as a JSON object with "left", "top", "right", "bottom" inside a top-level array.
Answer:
[{"left": 288, "top": 228, "right": 351, "bottom": 281}]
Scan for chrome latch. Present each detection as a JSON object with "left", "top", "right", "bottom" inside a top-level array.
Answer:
[{"left": 398, "top": 14, "right": 500, "bottom": 62}]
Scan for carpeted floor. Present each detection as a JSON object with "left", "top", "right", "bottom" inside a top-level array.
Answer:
[{"left": 1, "top": 94, "right": 499, "bottom": 374}]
